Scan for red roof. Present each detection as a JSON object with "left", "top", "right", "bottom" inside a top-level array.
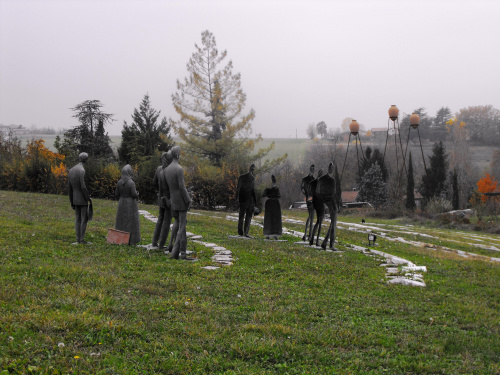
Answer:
[{"left": 342, "top": 191, "right": 359, "bottom": 203}]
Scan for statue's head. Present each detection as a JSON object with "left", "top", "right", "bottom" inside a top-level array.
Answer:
[
  {"left": 271, "top": 174, "right": 276, "bottom": 184},
  {"left": 166, "top": 150, "right": 173, "bottom": 165},
  {"left": 249, "top": 164, "right": 256, "bottom": 173},
  {"left": 78, "top": 152, "right": 89, "bottom": 163},
  {"left": 310, "top": 164, "right": 315, "bottom": 174},
  {"left": 161, "top": 152, "right": 168, "bottom": 167},
  {"left": 328, "top": 162, "right": 334, "bottom": 174},
  {"left": 171, "top": 146, "right": 181, "bottom": 160}
]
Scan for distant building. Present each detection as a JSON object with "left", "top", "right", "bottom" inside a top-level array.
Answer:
[{"left": 0, "top": 124, "right": 29, "bottom": 137}]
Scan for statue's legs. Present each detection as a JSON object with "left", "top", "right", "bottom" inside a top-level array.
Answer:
[
  {"left": 237, "top": 203, "right": 247, "bottom": 236},
  {"left": 165, "top": 215, "right": 178, "bottom": 253},
  {"left": 152, "top": 206, "right": 165, "bottom": 246},
  {"left": 170, "top": 210, "right": 187, "bottom": 259},
  {"left": 329, "top": 209, "right": 337, "bottom": 249},
  {"left": 75, "top": 205, "right": 88, "bottom": 243},
  {"left": 158, "top": 209, "right": 172, "bottom": 248},
  {"left": 321, "top": 203, "right": 337, "bottom": 249},
  {"left": 303, "top": 202, "right": 314, "bottom": 241},
  {"left": 243, "top": 203, "right": 254, "bottom": 236}
]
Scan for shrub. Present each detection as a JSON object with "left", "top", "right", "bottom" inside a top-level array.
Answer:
[
  {"left": 426, "top": 197, "right": 452, "bottom": 214},
  {"left": 186, "top": 162, "right": 239, "bottom": 210}
]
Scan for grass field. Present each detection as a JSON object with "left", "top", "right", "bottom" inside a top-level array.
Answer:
[{"left": 1, "top": 191, "right": 499, "bottom": 373}]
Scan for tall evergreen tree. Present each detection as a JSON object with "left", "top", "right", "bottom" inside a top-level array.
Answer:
[
  {"left": 55, "top": 100, "right": 114, "bottom": 158},
  {"left": 405, "top": 152, "right": 416, "bottom": 210},
  {"left": 421, "top": 141, "right": 449, "bottom": 200},
  {"left": 359, "top": 146, "right": 388, "bottom": 183},
  {"left": 171, "top": 30, "right": 284, "bottom": 171},
  {"left": 118, "top": 94, "right": 173, "bottom": 164},
  {"left": 358, "top": 162, "right": 387, "bottom": 209}
]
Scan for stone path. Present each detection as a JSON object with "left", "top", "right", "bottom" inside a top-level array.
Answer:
[
  {"left": 283, "top": 216, "right": 500, "bottom": 263},
  {"left": 220, "top": 214, "right": 427, "bottom": 286},
  {"left": 138, "top": 210, "right": 234, "bottom": 269}
]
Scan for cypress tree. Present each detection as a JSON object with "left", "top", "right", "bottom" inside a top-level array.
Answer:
[{"left": 405, "top": 152, "right": 416, "bottom": 210}]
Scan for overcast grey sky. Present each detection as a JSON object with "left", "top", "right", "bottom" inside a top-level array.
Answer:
[{"left": 1, "top": 0, "right": 499, "bottom": 137}]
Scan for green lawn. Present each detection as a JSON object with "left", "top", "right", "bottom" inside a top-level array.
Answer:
[{"left": 1, "top": 191, "right": 499, "bottom": 374}]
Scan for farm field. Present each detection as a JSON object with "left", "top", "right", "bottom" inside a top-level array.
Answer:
[
  {"left": 19, "top": 134, "right": 497, "bottom": 173},
  {"left": 1, "top": 191, "right": 499, "bottom": 373}
]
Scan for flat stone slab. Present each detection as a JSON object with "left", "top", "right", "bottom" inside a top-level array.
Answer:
[
  {"left": 214, "top": 250, "right": 232, "bottom": 255},
  {"left": 388, "top": 277, "right": 426, "bottom": 287},
  {"left": 402, "top": 265, "right": 427, "bottom": 272},
  {"left": 228, "top": 235, "right": 253, "bottom": 240},
  {"left": 212, "top": 246, "right": 227, "bottom": 251},
  {"left": 294, "top": 241, "right": 310, "bottom": 245},
  {"left": 190, "top": 235, "right": 203, "bottom": 240},
  {"left": 201, "top": 266, "right": 220, "bottom": 270},
  {"left": 212, "top": 255, "right": 233, "bottom": 262},
  {"left": 264, "top": 239, "right": 288, "bottom": 242}
]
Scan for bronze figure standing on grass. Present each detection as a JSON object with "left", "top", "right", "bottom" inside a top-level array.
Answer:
[
  {"left": 236, "top": 164, "right": 257, "bottom": 237},
  {"left": 301, "top": 164, "right": 315, "bottom": 241},
  {"left": 115, "top": 164, "right": 141, "bottom": 245},
  {"left": 68, "top": 152, "right": 92, "bottom": 245},
  {"left": 316, "top": 162, "right": 340, "bottom": 250},
  {"left": 163, "top": 146, "right": 193, "bottom": 260},
  {"left": 262, "top": 174, "right": 282, "bottom": 239},
  {"left": 309, "top": 169, "right": 324, "bottom": 246},
  {"left": 152, "top": 151, "right": 173, "bottom": 249}
]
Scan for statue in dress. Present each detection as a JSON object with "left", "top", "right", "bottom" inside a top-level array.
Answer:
[
  {"left": 315, "top": 162, "right": 340, "bottom": 250},
  {"left": 68, "top": 152, "right": 91, "bottom": 244},
  {"left": 152, "top": 151, "right": 173, "bottom": 249},
  {"left": 235, "top": 164, "right": 257, "bottom": 237},
  {"left": 262, "top": 174, "right": 282, "bottom": 239},
  {"left": 301, "top": 164, "right": 315, "bottom": 241},
  {"left": 309, "top": 169, "right": 325, "bottom": 246},
  {"left": 115, "top": 164, "right": 141, "bottom": 245},
  {"left": 163, "top": 146, "right": 193, "bottom": 260}
]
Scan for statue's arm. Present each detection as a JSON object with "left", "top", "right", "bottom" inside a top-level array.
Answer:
[
  {"left": 179, "top": 169, "right": 191, "bottom": 205},
  {"left": 300, "top": 178, "right": 306, "bottom": 195},
  {"left": 80, "top": 169, "right": 91, "bottom": 203},
  {"left": 129, "top": 180, "right": 139, "bottom": 198},
  {"left": 68, "top": 176, "right": 74, "bottom": 207},
  {"left": 235, "top": 176, "right": 241, "bottom": 201}
]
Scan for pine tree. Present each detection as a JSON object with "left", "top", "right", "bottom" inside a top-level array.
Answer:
[
  {"left": 118, "top": 94, "right": 173, "bottom": 164},
  {"left": 421, "top": 141, "right": 448, "bottom": 200},
  {"left": 358, "top": 162, "right": 387, "bottom": 209},
  {"left": 56, "top": 100, "right": 114, "bottom": 158},
  {"left": 171, "top": 30, "right": 284, "bottom": 171},
  {"left": 405, "top": 152, "right": 416, "bottom": 210}
]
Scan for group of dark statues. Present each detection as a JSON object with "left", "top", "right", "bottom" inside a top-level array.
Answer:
[
  {"left": 301, "top": 163, "right": 341, "bottom": 249},
  {"left": 68, "top": 151, "right": 339, "bottom": 255}
]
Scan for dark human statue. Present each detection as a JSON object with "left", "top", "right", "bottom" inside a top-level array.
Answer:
[
  {"left": 316, "top": 162, "right": 340, "bottom": 250},
  {"left": 68, "top": 152, "right": 91, "bottom": 244},
  {"left": 163, "top": 146, "right": 193, "bottom": 260},
  {"left": 151, "top": 151, "right": 173, "bottom": 249},
  {"left": 301, "top": 164, "right": 315, "bottom": 241},
  {"left": 309, "top": 169, "right": 324, "bottom": 246},
  {"left": 262, "top": 174, "right": 282, "bottom": 239},
  {"left": 236, "top": 164, "right": 257, "bottom": 237},
  {"left": 115, "top": 164, "right": 141, "bottom": 245}
]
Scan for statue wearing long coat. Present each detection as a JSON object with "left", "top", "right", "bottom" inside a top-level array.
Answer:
[{"left": 115, "top": 165, "right": 141, "bottom": 245}]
